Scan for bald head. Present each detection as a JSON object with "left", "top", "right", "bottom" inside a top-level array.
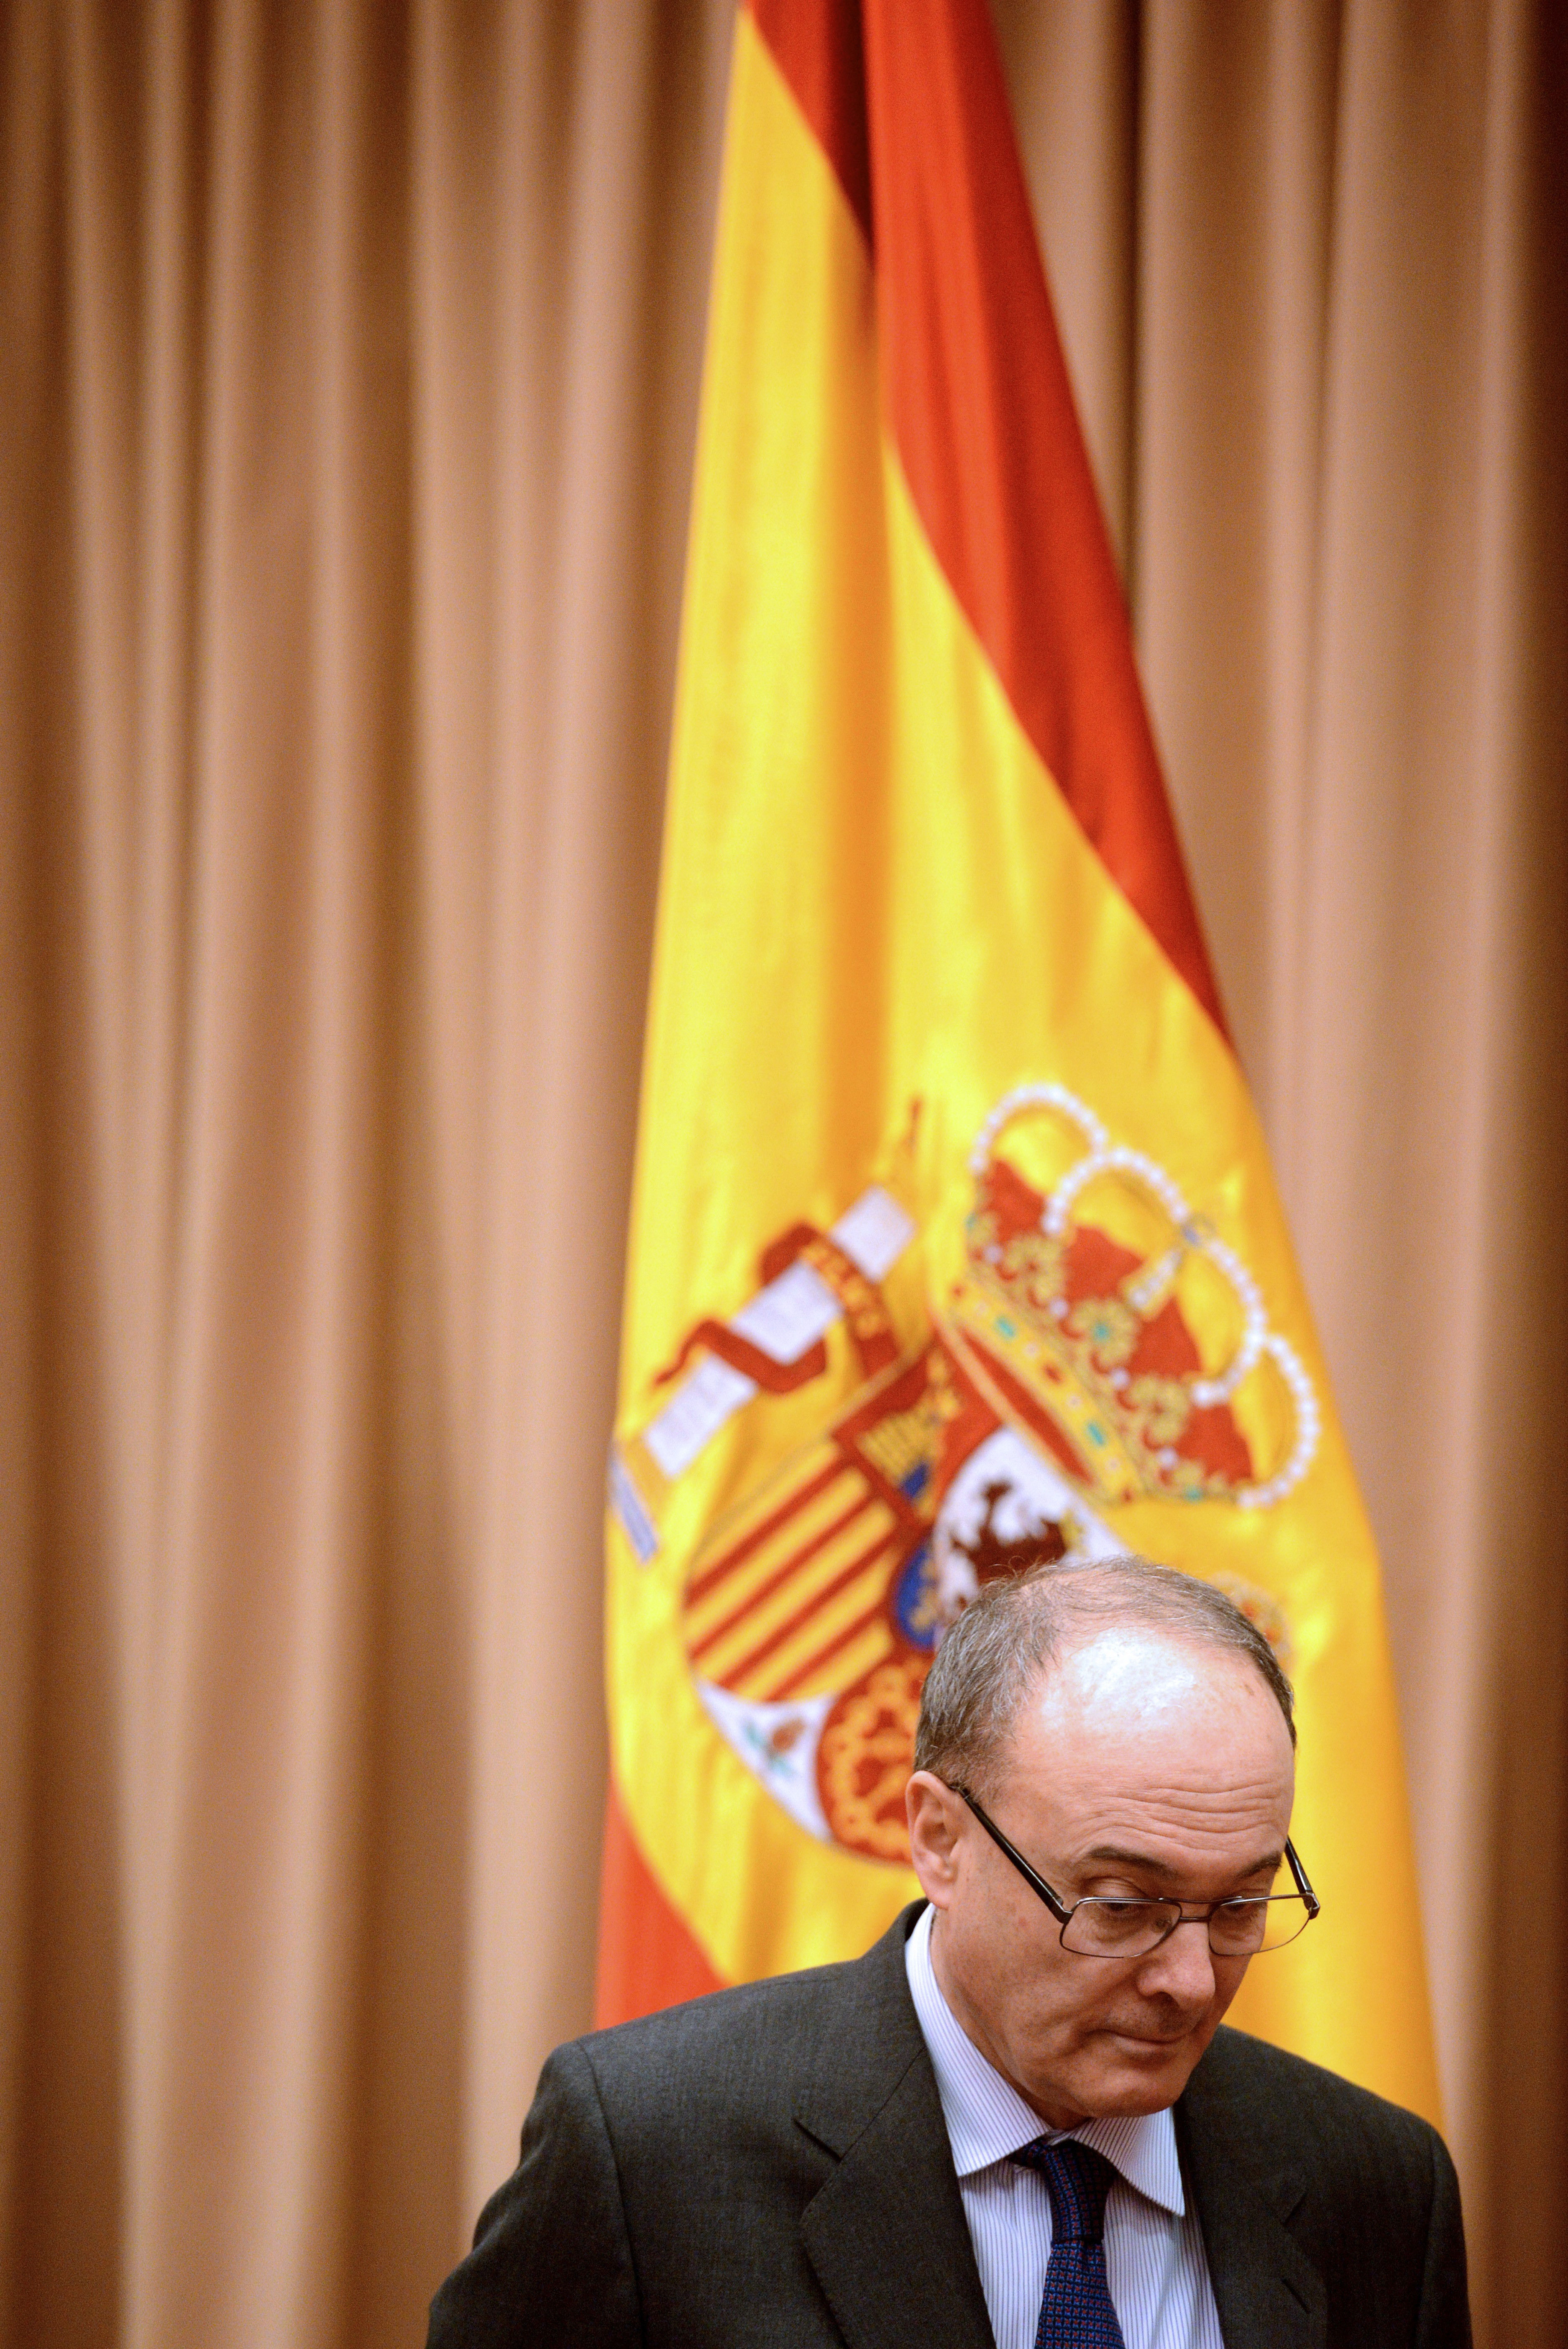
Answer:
[{"left": 913, "top": 1553, "right": 1294, "bottom": 1799}]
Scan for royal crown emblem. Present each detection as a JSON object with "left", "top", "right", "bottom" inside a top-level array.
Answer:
[
  {"left": 948, "top": 1084, "right": 1319, "bottom": 1513},
  {"left": 613, "top": 1084, "right": 1310, "bottom": 1867}
]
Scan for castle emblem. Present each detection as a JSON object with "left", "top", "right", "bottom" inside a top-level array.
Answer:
[{"left": 613, "top": 1084, "right": 1312, "bottom": 1865}]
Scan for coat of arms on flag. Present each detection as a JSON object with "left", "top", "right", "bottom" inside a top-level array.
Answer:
[{"left": 612, "top": 1084, "right": 1308, "bottom": 1868}]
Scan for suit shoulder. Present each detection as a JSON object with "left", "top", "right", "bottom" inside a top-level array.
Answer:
[
  {"left": 560, "top": 1951, "right": 874, "bottom": 2119},
  {"left": 1192, "top": 2024, "right": 1448, "bottom": 2172},
  {"left": 580, "top": 1951, "right": 857, "bottom": 2053}
]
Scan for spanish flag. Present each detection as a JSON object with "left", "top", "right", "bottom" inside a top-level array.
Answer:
[{"left": 599, "top": 0, "right": 1439, "bottom": 2123}]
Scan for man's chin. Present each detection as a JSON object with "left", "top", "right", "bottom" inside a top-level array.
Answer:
[
  {"left": 1010, "top": 2018, "right": 1223, "bottom": 2128},
  {"left": 1077, "top": 2029, "right": 1208, "bottom": 2112}
]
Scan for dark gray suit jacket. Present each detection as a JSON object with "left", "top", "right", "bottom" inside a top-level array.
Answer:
[{"left": 428, "top": 1905, "right": 1469, "bottom": 2348}]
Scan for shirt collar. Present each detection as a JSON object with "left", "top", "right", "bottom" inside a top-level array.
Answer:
[{"left": 904, "top": 1901, "right": 1186, "bottom": 2219}]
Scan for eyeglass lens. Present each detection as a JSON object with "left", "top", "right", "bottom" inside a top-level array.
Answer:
[{"left": 1060, "top": 1894, "right": 1312, "bottom": 1958}]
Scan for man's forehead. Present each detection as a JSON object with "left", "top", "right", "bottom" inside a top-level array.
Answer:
[
  {"left": 994, "top": 1624, "right": 1296, "bottom": 1814},
  {"left": 1027, "top": 1623, "right": 1255, "bottom": 1726}
]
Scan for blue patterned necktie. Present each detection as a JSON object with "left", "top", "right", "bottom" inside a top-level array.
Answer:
[{"left": 1010, "top": 2137, "right": 1128, "bottom": 2349}]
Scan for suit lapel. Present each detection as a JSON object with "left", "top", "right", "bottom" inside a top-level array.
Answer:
[
  {"left": 1178, "top": 2074, "right": 1326, "bottom": 2349},
  {"left": 794, "top": 1908, "right": 995, "bottom": 2349},
  {"left": 793, "top": 1924, "right": 1340, "bottom": 2349}
]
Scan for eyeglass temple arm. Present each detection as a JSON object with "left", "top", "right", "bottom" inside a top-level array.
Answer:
[
  {"left": 1284, "top": 1837, "right": 1320, "bottom": 1919},
  {"left": 949, "top": 1783, "right": 1075, "bottom": 1925}
]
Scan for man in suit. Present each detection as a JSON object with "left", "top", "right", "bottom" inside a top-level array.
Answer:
[{"left": 429, "top": 1556, "right": 1470, "bottom": 2346}]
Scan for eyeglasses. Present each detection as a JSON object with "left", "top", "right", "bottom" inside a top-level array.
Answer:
[{"left": 948, "top": 1782, "right": 1320, "bottom": 1960}]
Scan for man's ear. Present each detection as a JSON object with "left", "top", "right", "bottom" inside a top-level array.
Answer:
[{"left": 906, "top": 1771, "right": 965, "bottom": 1911}]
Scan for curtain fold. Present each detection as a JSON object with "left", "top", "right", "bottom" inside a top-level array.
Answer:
[{"left": 0, "top": 3, "right": 1561, "bottom": 2345}]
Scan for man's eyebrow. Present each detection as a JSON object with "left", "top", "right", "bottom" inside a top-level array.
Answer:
[{"left": 1081, "top": 1844, "right": 1285, "bottom": 1884}]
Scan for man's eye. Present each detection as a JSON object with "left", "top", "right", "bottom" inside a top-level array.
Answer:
[{"left": 1085, "top": 1897, "right": 1154, "bottom": 1924}]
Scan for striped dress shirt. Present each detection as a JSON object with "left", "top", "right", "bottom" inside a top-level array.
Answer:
[{"left": 904, "top": 1905, "right": 1224, "bottom": 2349}]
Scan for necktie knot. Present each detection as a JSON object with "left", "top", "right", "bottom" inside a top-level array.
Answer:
[{"left": 1010, "top": 2136, "right": 1117, "bottom": 2245}]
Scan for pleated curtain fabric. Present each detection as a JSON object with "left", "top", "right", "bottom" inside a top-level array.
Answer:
[{"left": 0, "top": 5, "right": 1562, "bottom": 2349}]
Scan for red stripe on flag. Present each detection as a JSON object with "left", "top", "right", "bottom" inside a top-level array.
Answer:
[
  {"left": 718, "top": 1525, "right": 897, "bottom": 1689},
  {"left": 746, "top": 0, "right": 1227, "bottom": 1039},
  {"left": 766, "top": 1593, "right": 889, "bottom": 1701},
  {"left": 688, "top": 1485, "right": 876, "bottom": 1662},
  {"left": 750, "top": 0, "right": 871, "bottom": 241},
  {"left": 595, "top": 1783, "right": 726, "bottom": 2025},
  {"left": 686, "top": 1455, "right": 851, "bottom": 1605}
]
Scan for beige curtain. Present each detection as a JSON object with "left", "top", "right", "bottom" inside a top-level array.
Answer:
[{"left": 0, "top": 3, "right": 1561, "bottom": 2345}]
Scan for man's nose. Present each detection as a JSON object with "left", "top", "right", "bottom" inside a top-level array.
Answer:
[{"left": 1133, "top": 1915, "right": 1218, "bottom": 2008}]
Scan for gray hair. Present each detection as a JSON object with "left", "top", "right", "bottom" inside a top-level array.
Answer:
[{"left": 912, "top": 1553, "right": 1296, "bottom": 1796}]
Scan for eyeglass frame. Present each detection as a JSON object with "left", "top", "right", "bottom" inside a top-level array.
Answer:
[{"left": 944, "top": 1780, "right": 1320, "bottom": 1960}]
